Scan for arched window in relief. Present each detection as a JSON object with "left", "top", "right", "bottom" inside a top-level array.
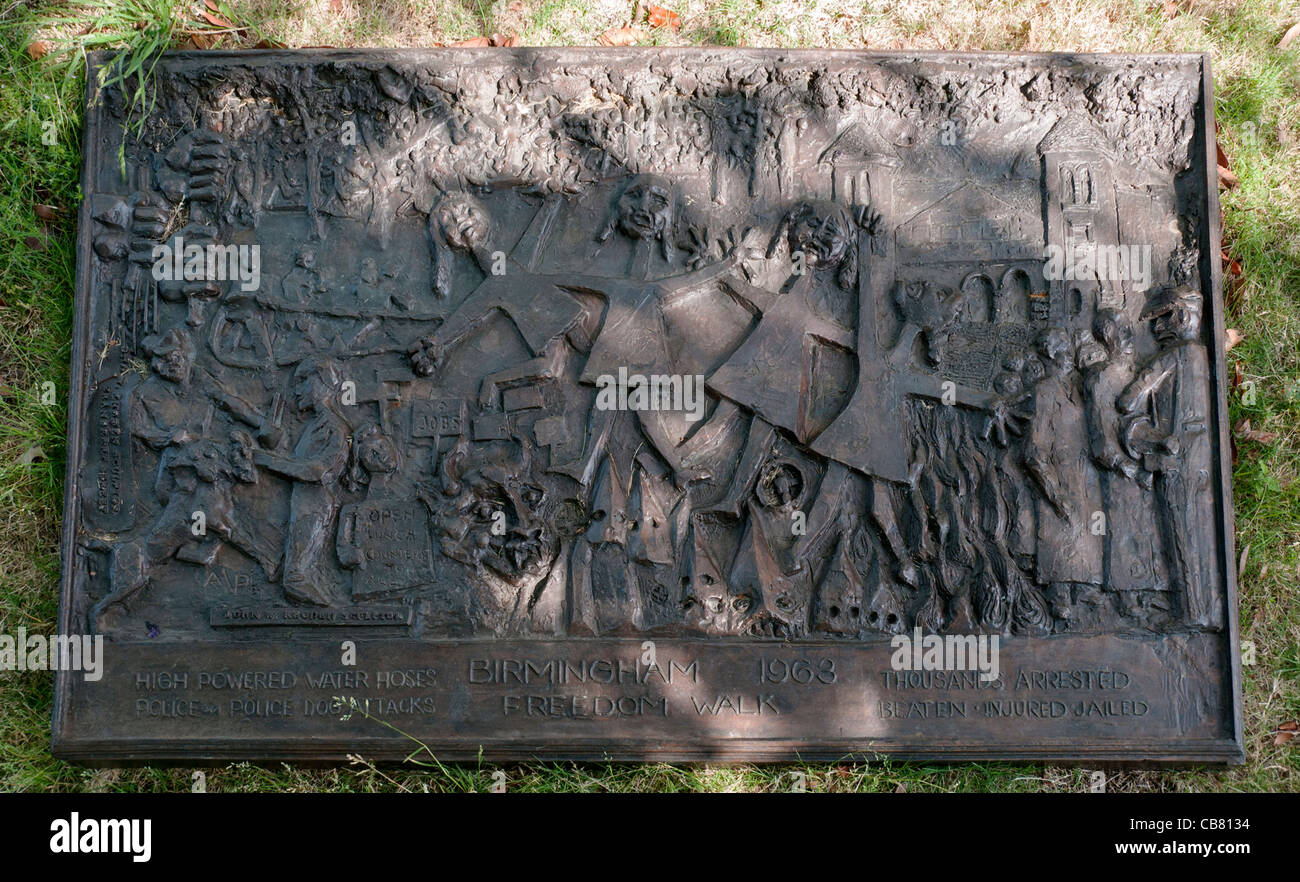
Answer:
[
  {"left": 1069, "top": 286, "right": 1084, "bottom": 317},
  {"left": 1061, "top": 162, "right": 1096, "bottom": 206},
  {"left": 961, "top": 272, "right": 995, "bottom": 323},
  {"left": 999, "top": 267, "right": 1032, "bottom": 323}
]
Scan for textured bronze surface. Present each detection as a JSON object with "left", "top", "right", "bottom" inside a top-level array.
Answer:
[{"left": 56, "top": 49, "right": 1242, "bottom": 763}]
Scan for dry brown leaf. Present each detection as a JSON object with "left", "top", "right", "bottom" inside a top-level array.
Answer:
[
  {"left": 1234, "top": 419, "right": 1279, "bottom": 445},
  {"left": 647, "top": 5, "right": 683, "bottom": 30},
  {"left": 201, "top": 0, "right": 233, "bottom": 25},
  {"left": 19, "top": 446, "right": 46, "bottom": 466},
  {"left": 330, "top": 0, "right": 344, "bottom": 12},
  {"left": 1274, "top": 722, "right": 1297, "bottom": 746},
  {"left": 490, "top": 33, "right": 520, "bottom": 47},
  {"left": 450, "top": 36, "right": 493, "bottom": 47},
  {"left": 1231, "top": 359, "right": 1244, "bottom": 390},
  {"left": 894, "top": 782, "right": 908, "bottom": 793},
  {"left": 1279, "top": 22, "right": 1300, "bottom": 48},
  {"left": 26, "top": 41, "right": 50, "bottom": 60},
  {"left": 34, "top": 204, "right": 59, "bottom": 221},
  {"left": 1222, "top": 247, "right": 1242, "bottom": 278},
  {"left": 24, "top": 235, "right": 46, "bottom": 252},
  {"left": 199, "top": 11, "right": 232, "bottom": 28},
  {"left": 1217, "top": 164, "right": 1238, "bottom": 189},
  {"left": 1225, "top": 273, "right": 1246, "bottom": 316},
  {"left": 186, "top": 33, "right": 215, "bottom": 50},
  {"left": 598, "top": 26, "right": 645, "bottom": 46},
  {"left": 1216, "top": 140, "right": 1230, "bottom": 169},
  {"left": 1225, "top": 328, "right": 1244, "bottom": 352}
]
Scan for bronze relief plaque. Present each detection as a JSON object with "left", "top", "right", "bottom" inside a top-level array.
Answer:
[{"left": 56, "top": 49, "right": 1243, "bottom": 763}]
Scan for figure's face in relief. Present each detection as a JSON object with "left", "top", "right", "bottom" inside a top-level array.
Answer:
[
  {"left": 151, "top": 331, "right": 195, "bottom": 384},
  {"left": 616, "top": 178, "right": 671, "bottom": 242},
  {"left": 359, "top": 430, "right": 398, "bottom": 476},
  {"left": 292, "top": 361, "right": 335, "bottom": 412},
  {"left": 789, "top": 205, "right": 851, "bottom": 270},
  {"left": 438, "top": 195, "right": 490, "bottom": 253}
]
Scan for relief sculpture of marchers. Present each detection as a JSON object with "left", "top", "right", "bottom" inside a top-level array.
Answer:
[{"left": 54, "top": 49, "right": 1243, "bottom": 763}]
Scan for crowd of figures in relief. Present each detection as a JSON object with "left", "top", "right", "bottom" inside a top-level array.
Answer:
[{"left": 74, "top": 51, "right": 1225, "bottom": 641}]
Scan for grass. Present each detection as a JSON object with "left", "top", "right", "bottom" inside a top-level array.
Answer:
[{"left": 0, "top": 0, "right": 1297, "bottom": 792}]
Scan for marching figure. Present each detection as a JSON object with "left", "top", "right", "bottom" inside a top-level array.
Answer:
[
  {"left": 254, "top": 357, "right": 351, "bottom": 606},
  {"left": 1118, "top": 286, "right": 1220, "bottom": 630}
]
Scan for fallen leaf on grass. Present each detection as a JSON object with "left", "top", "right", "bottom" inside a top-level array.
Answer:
[
  {"left": 34, "top": 204, "right": 59, "bottom": 221},
  {"left": 330, "top": 0, "right": 344, "bottom": 12},
  {"left": 1222, "top": 246, "right": 1245, "bottom": 314},
  {"left": 1234, "top": 419, "right": 1278, "bottom": 445},
  {"left": 1275, "top": 720, "right": 1298, "bottom": 746},
  {"left": 1225, "top": 328, "right": 1244, "bottom": 352},
  {"left": 450, "top": 36, "right": 493, "bottom": 47},
  {"left": 647, "top": 5, "right": 683, "bottom": 30},
  {"left": 199, "top": 1, "right": 233, "bottom": 29},
  {"left": 490, "top": 33, "right": 520, "bottom": 47},
  {"left": 1217, "top": 164, "right": 1238, "bottom": 189},
  {"left": 598, "top": 26, "right": 646, "bottom": 46},
  {"left": 1221, "top": 248, "right": 1242, "bottom": 277},
  {"left": 1231, "top": 360, "right": 1244, "bottom": 390},
  {"left": 26, "top": 41, "right": 50, "bottom": 60},
  {"left": 1279, "top": 23, "right": 1300, "bottom": 49},
  {"left": 19, "top": 446, "right": 46, "bottom": 466},
  {"left": 24, "top": 235, "right": 46, "bottom": 252}
]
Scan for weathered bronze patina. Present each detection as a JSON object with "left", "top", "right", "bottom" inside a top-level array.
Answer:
[{"left": 56, "top": 49, "right": 1242, "bottom": 763}]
